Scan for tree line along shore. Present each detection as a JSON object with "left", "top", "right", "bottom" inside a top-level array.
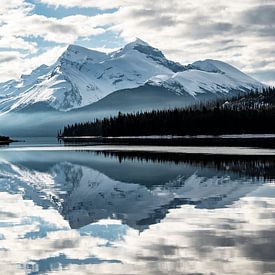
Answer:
[{"left": 59, "top": 87, "right": 275, "bottom": 138}]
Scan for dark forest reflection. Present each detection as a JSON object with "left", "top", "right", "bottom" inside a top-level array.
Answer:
[
  {"left": 0, "top": 149, "right": 275, "bottom": 274},
  {"left": 97, "top": 150, "right": 275, "bottom": 180}
]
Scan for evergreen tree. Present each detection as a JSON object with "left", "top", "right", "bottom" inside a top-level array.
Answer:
[{"left": 60, "top": 87, "right": 275, "bottom": 137}]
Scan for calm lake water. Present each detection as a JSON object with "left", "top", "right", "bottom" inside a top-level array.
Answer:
[{"left": 0, "top": 139, "right": 275, "bottom": 274}]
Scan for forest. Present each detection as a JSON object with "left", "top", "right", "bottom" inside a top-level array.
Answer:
[
  {"left": 59, "top": 87, "right": 275, "bottom": 137},
  {"left": 0, "top": 136, "right": 12, "bottom": 144}
]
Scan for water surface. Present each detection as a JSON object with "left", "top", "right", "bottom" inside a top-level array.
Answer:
[{"left": 0, "top": 140, "right": 275, "bottom": 274}]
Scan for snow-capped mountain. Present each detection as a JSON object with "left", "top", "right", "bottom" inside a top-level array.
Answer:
[
  {"left": 150, "top": 59, "right": 263, "bottom": 97},
  {"left": 0, "top": 38, "right": 264, "bottom": 114}
]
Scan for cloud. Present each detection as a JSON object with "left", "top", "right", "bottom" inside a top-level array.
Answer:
[
  {"left": 0, "top": 0, "right": 274, "bottom": 84},
  {"left": 0, "top": 12, "right": 106, "bottom": 44},
  {"left": 243, "top": 4, "right": 275, "bottom": 25},
  {"left": 102, "top": 0, "right": 275, "bottom": 84},
  {"left": 0, "top": 46, "right": 66, "bottom": 80},
  {"left": 0, "top": 1, "right": 108, "bottom": 81},
  {"left": 37, "top": 0, "right": 128, "bottom": 9},
  {"left": 1, "top": 189, "right": 275, "bottom": 274},
  {"left": 0, "top": 54, "right": 19, "bottom": 63}
]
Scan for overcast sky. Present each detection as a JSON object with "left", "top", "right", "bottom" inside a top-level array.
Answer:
[{"left": 0, "top": 0, "right": 274, "bottom": 85}]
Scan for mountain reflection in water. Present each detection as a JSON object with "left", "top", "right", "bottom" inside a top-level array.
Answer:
[{"left": 0, "top": 149, "right": 275, "bottom": 274}]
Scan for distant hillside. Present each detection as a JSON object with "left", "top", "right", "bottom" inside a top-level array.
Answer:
[
  {"left": 220, "top": 87, "right": 275, "bottom": 110},
  {"left": 60, "top": 88, "right": 275, "bottom": 137}
]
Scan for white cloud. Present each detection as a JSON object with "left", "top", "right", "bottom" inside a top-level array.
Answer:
[
  {"left": 0, "top": 0, "right": 274, "bottom": 84},
  {"left": 0, "top": 46, "right": 66, "bottom": 80},
  {"left": 38, "top": 0, "right": 275, "bottom": 83},
  {"left": 0, "top": 1, "right": 108, "bottom": 81},
  {"left": 37, "top": 0, "right": 130, "bottom": 9},
  {"left": 1, "top": 189, "right": 275, "bottom": 274}
]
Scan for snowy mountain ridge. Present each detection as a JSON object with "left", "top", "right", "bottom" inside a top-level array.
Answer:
[{"left": 0, "top": 38, "right": 264, "bottom": 113}]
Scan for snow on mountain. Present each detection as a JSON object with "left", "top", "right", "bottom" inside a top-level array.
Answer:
[
  {"left": 149, "top": 59, "right": 263, "bottom": 97},
  {"left": 0, "top": 39, "right": 264, "bottom": 113}
]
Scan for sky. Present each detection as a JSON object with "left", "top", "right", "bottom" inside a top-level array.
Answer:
[{"left": 0, "top": 0, "right": 274, "bottom": 85}]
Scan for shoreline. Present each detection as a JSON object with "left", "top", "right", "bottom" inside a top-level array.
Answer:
[
  {"left": 4, "top": 145, "right": 275, "bottom": 156},
  {"left": 59, "top": 135, "right": 275, "bottom": 149},
  {"left": 0, "top": 136, "right": 13, "bottom": 145}
]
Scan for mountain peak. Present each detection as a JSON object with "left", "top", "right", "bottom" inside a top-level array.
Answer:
[
  {"left": 59, "top": 44, "right": 107, "bottom": 64},
  {"left": 119, "top": 38, "right": 151, "bottom": 52},
  {"left": 63, "top": 44, "right": 105, "bottom": 56},
  {"left": 66, "top": 44, "right": 87, "bottom": 52},
  {"left": 133, "top": 37, "right": 150, "bottom": 46}
]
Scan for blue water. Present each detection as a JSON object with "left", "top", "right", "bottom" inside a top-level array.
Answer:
[{"left": 0, "top": 139, "right": 275, "bottom": 274}]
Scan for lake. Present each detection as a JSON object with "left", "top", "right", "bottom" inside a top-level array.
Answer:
[{"left": 0, "top": 139, "right": 275, "bottom": 274}]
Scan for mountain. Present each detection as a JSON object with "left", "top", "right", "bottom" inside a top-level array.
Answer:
[
  {"left": 74, "top": 84, "right": 195, "bottom": 113},
  {"left": 150, "top": 59, "right": 263, "bottom": 97},
  {"left": 0, "top": 38, "right": 264, "bottom": 114}
]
